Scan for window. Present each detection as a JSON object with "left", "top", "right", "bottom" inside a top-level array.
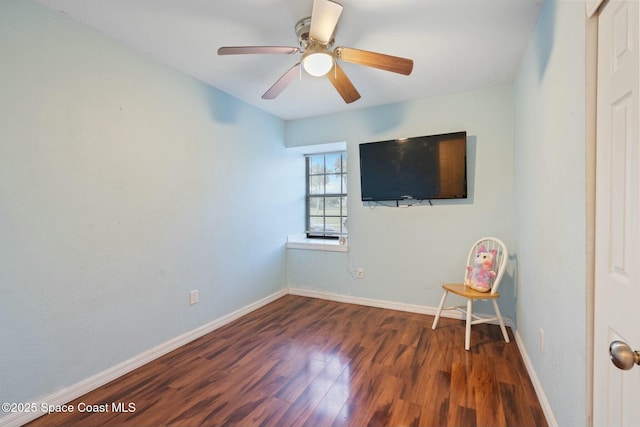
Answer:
[{"left": 306, "top": 152, "right": 347, "bottom": 239}]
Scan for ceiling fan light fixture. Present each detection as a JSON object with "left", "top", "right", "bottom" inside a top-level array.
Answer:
[{"left": 302, "top": 47, "right": 334, "bottom": 77}]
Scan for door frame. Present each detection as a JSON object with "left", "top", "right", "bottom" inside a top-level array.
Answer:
[
  {"left": 585, "top": 4, "right": 597, "bottom": 423},
  {"left": 586, "top": 1, "right": 640, "bottom": 426}
]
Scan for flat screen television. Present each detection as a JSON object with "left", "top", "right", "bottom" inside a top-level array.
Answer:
[{"left": 359, "top": 131, "right": 467, "bottom": 201}]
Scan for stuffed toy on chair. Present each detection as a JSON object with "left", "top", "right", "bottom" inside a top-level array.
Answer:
[{"left": 465, "top": 245, "right": 497, "bottom": 292}]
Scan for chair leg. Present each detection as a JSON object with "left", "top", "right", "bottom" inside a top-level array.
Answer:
[
  {"left": 432, "top": 290, "right": 448, "bottom": 329},
  {"left": 465, "top": 299, "right": 473, "bottom": 351},
  {"left": 492, "top": 299, "right": 510, "bottom": 343}
]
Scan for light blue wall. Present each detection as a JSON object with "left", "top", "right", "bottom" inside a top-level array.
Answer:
[
  {"left": 0, "top": 1, "right": 297, "bottom": 404},
  {"left": 285, "top": 86, "right": 516, "bottom": 316},
  {"left": 0, "top": 1, "right": 588, "bottom": 424},
  {"left": 514, "top": 1, "right": 587, "bottom": 426}
]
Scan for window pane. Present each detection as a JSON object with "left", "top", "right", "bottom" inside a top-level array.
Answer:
[
  {"left": 309, "top": 155, "right": 324, "bottom": 175},
  {"left": 309, "top": 175, "right": 325, "bottom": 195},
  {"left": 326, "top": 174, "right": 343, "bottom": 194},
  {"left": 325, "top": 153, "right": 342, "bottom": 173},
  {"left": 309, "top": 216, "right": 324, "bottom": 232},
  {"left": 325, "top": 197, "right": 341, "bottom": 217},
  {"left": 341, "top": 196, "right": 348, "bottom": 216},
  {"left": 325, "top": 217, "right": 341, "bottom": 234},
  {"left": 339, "top": 153, "right": 347, "bottom": 173},
  {"left": 309, "top": 197, "right": 325, "bottom": 216}
]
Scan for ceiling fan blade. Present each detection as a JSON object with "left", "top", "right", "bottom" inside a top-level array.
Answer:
[
  {"left": 326, "top": 63, "right": 361, "bottom": 104},
  {"left": 336, "top": 47, "right": 414, "bottom": 75},
  {"left": 218, "top": 46, "right": 300, "bottom": 55},
  {"left": 309, "top": 0, "right": 343, "bottom": 44},
  {"left": 262, "top": 63, "right": 301, "bottom": 100}
]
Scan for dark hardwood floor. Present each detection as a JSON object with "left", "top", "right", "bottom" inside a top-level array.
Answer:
[{"left": 26, "top": 295, "right": 547, "bottom": 427}]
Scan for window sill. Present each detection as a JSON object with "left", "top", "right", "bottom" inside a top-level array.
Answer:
[{"left": 286, "top": 235, "right": 348, "bottom": 252}]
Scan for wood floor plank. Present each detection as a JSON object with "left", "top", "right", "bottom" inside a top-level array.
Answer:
[
  {"left": 331, "top": 401, "right": 370, "bottom": 427},
  {"left": 470, "top": 353, "right": 507, "bottom": 427},
  {"left": 26, "top": 295, "right": 547, "bottom": 427},
  {"left": 302, "top": 369, "right": 351, "bottom": 427},
  {"left": 447, "top": 405, "right": 477, "bottom": 427},
  {"left": 384, "top": 398, "right": 423, "bottom": 427},
  {"left": 235, "top": 396, "right": 291, "bottom": 427},
  {"left": 275, "top": 358, "right": 327, "bottom": 404},
  {"left": 449, "top": 361, "right": 475, "bottom": 411},
  {"left": 362, "top": 374, "right": 407, "bottom": 426},
  {"left": 417, "top": 370, "right": 451, "bottom": 426}
]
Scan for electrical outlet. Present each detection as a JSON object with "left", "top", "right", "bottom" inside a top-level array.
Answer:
[
  {"left": 356, "top": 268, "right": 365, "bottom": 279},
  {"left": 190, "top": 290, "right": 199, "bottom": 305}
]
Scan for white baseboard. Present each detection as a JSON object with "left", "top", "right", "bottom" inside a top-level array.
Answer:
[
  {"left": 0, "top": 289, "right": 288, "bottom": 427},
  {"left": 287, "top": 287, "right": 514, "bottom": 327},
  {"left": 514, "top": 330, "right": 558, "bottom": 427}
]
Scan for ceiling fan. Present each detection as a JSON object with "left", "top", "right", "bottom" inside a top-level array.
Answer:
[{"left": 217, "top": 0, "right": 414, "bottom": 104}]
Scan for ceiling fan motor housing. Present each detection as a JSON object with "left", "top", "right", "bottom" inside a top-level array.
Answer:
[{"left": 295, "top": 17, "right": 334, "bottom": 51}]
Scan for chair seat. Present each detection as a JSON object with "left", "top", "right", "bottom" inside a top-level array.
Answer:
[{"left": 442, "top": 283, "right": 500, "bottom": 300}]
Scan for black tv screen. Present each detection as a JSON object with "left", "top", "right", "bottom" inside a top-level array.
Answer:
[{"left": 359, "top": 131, "right": 467, "bottom": 201}]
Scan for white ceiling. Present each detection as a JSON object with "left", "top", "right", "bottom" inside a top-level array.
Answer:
[{"left": 34, "top": 0, "right": 543, "bottom": 120}]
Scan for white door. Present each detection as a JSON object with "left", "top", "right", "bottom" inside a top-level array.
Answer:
[{"left": 593, "top": 1, "right": 640, "bottom": 426}]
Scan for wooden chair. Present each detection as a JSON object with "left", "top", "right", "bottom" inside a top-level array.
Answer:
[{"left": 431, "top": 237, "right": 509, "bottom": 350}]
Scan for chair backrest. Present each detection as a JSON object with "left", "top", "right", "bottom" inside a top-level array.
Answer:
[{"left": 464, "top": 237, "right": 508, "bottom": 294}]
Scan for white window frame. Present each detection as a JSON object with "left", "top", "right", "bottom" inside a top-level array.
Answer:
[
  {"left": 305, "top": 151, "right": 347, "bottom": 239},
  {"left": 286, "top": 142, "right": 348, "bottom": 252}
]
